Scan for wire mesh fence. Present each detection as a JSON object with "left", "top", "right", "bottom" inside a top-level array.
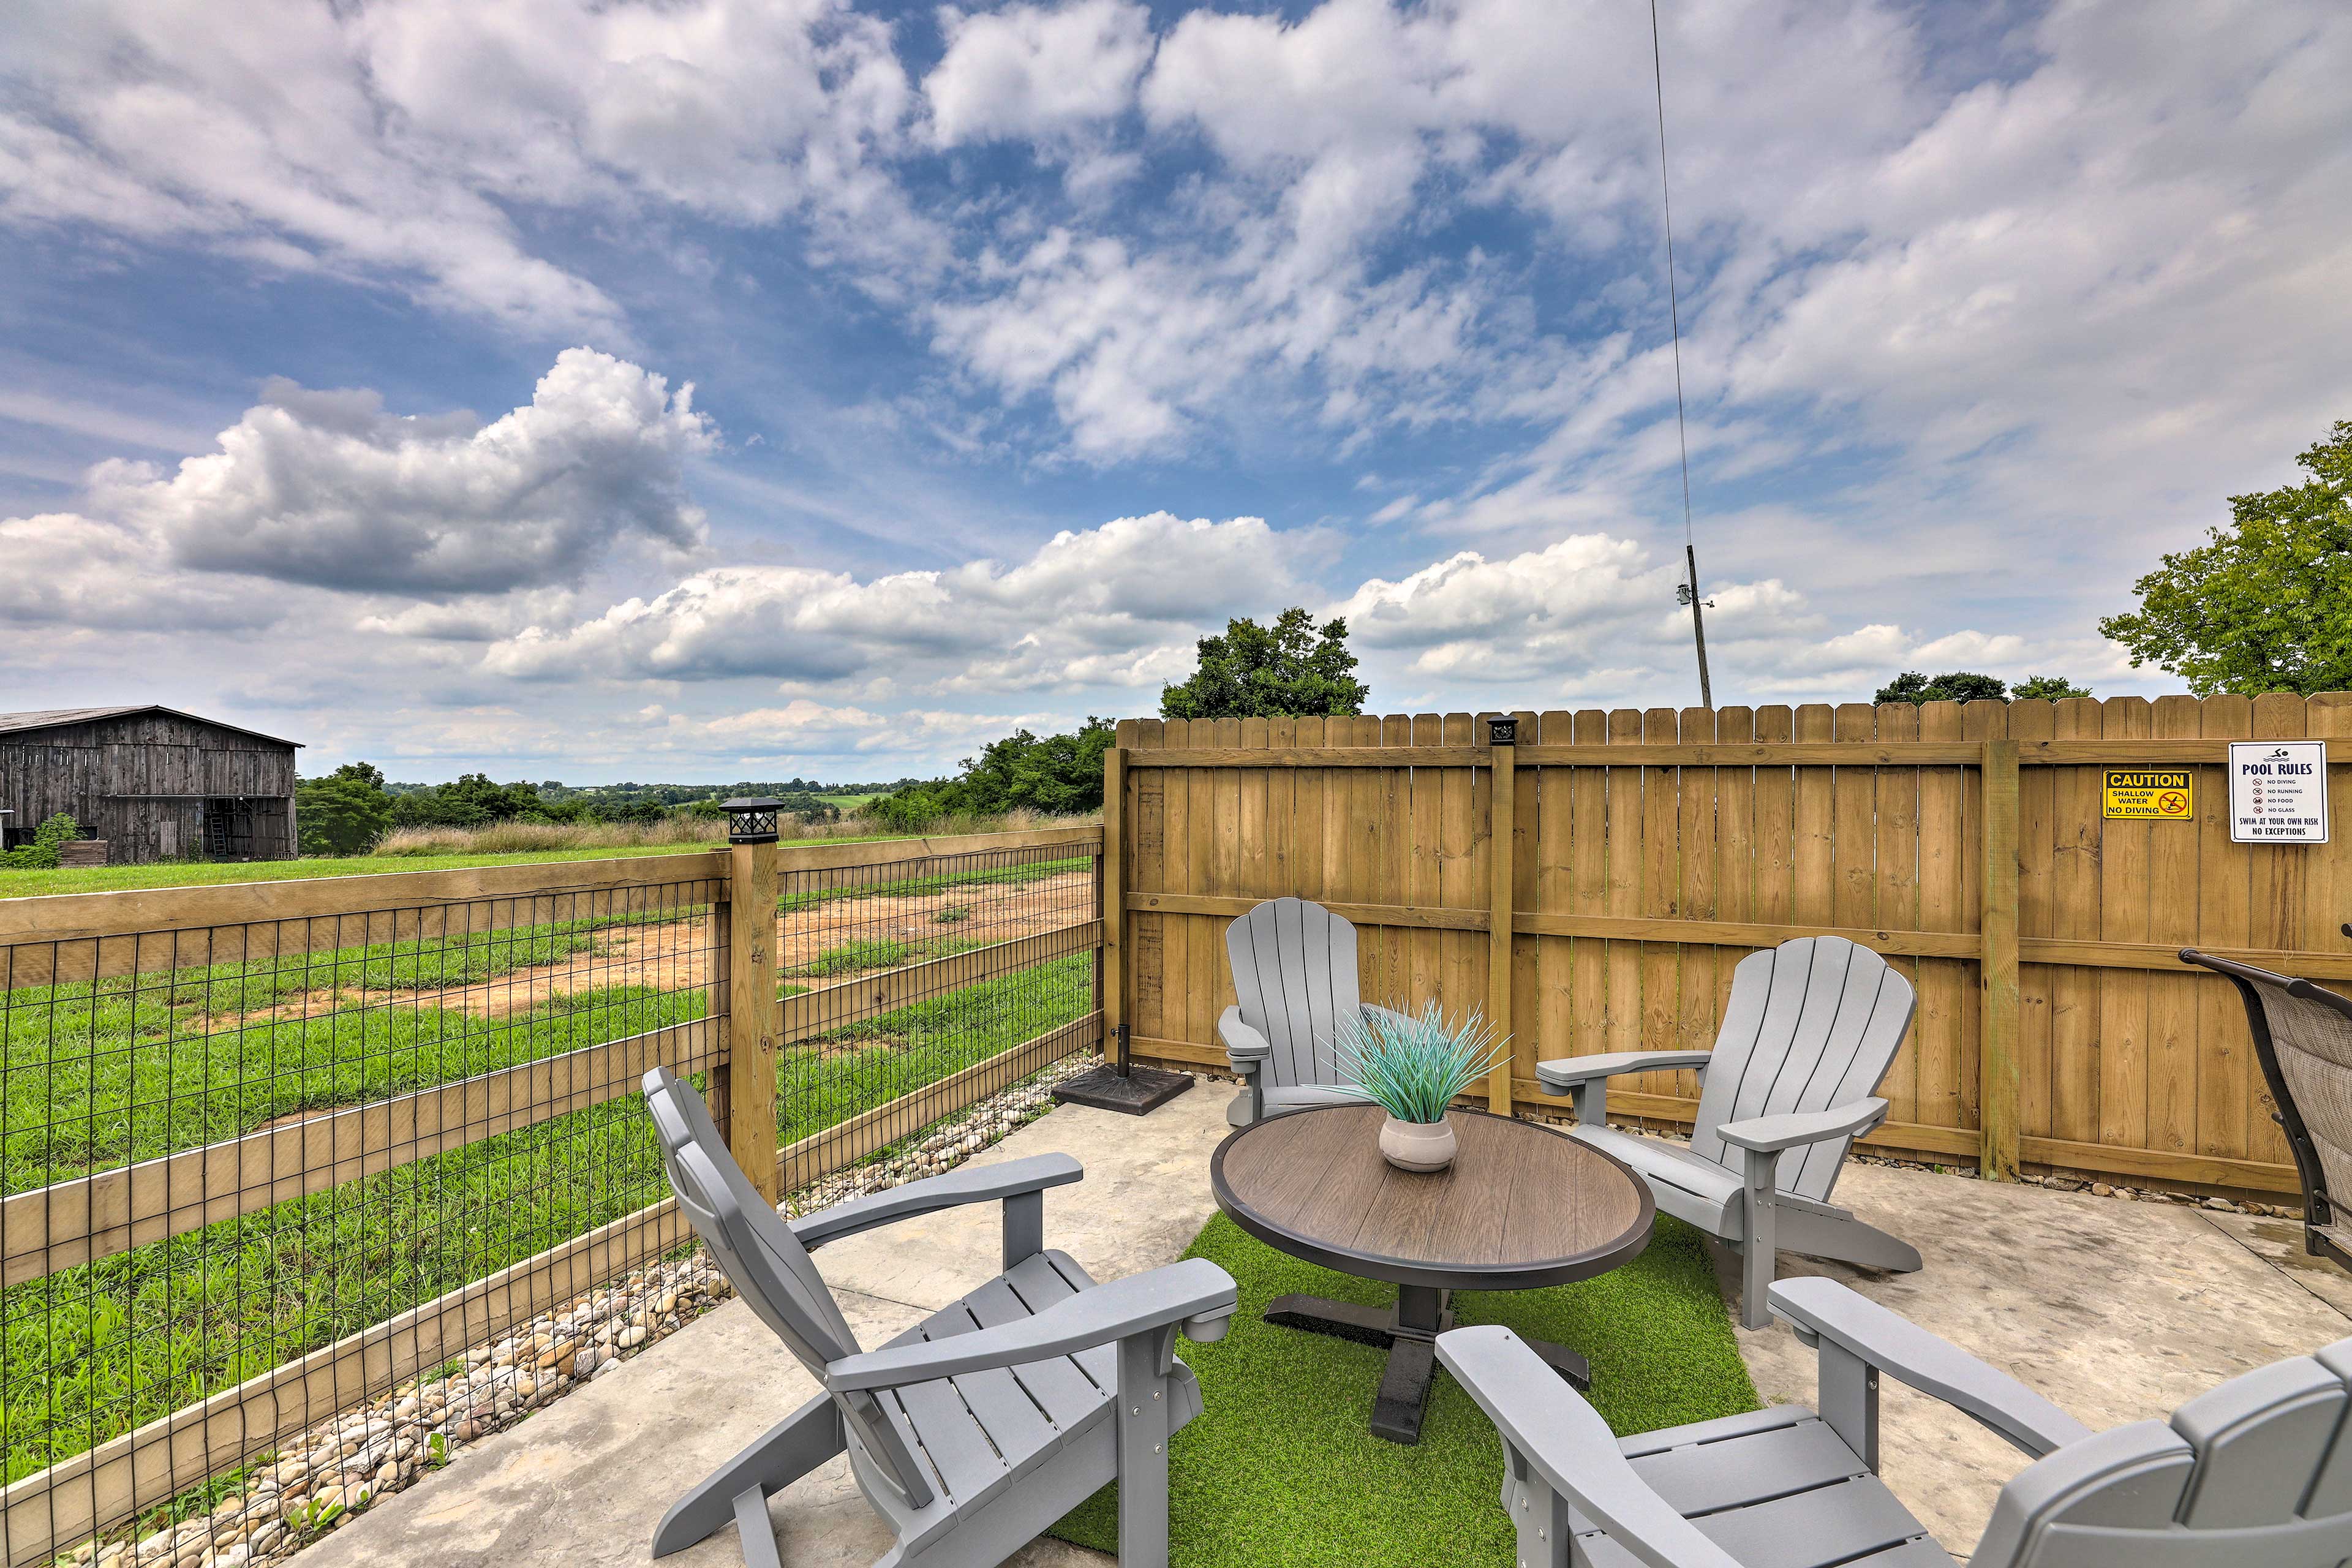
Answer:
[
  {"left": 0, "top": 869, "right": 724, "bottom": 1562},
  {"left": 0, "top": 829, "right": 1101, "bottom": 1566},
  {"left": 775, "top": 839, "right": 1102, "bottom": 1191}
]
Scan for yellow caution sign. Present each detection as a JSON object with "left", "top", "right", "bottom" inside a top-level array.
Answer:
[{"left": 2104, "top": 769, "right": 2193, "bottom": 820}]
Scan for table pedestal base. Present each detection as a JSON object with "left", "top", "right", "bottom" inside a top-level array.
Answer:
[{"left": 1263, "top": 1286, "right": 1590, "bottom": 1444}]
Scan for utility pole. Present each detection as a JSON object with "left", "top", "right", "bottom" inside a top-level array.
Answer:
[
  {"left": 1679, "top": 544, "right": 1714, "bottom": 708},
  {"left": 1653, "top": 0, "right": 1714, "bottom": 711}
]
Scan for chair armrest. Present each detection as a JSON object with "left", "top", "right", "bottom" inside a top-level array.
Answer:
[
  {"left": 1436, "top": 1327, "right": 1744, "bottom": 1568},
  {"left": 791, "top": 1155, "right": 1082, "bottom": 1250},
  {"left": 825, "top": 1259, "right": 1240, "bottom": 1392},
  {"left": 1768, "top": 1278, "right": 2094, "bottom": 1458},
  {"left": 1218, "top": 1006, "right": 1271, "bottom": 1066},
  {"left": 1718, "top": 1098, "right": 1888, "bottom": 1155},
  {"left": 1534, "top": 1051, "right": 1713, "bottom": 1091}
]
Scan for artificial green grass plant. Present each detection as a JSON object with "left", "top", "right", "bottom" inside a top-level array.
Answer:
[
  {"left": 1323, "top": 1001, "right": 1509, "bottom": 1124},
  {"left": 1052, "top": 1212, "right": 1759, "bottom": 1567}
]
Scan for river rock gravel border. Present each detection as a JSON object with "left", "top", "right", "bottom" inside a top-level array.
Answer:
[{"left": 63, "top": 1050, "right": 1110, "bottom": 1568}]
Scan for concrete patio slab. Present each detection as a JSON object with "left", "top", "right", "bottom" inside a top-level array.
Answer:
[
  {"left": 1732, "top": 1162, "right": 2352, "bottom": 1555},
  {"left": 302, "top": 1080, "right": 2352, "bottom": 1567},
  {"left": 2201, "top": 1206, "right": 2352, "bottom": 1319},
  {"left": 300, "top": 1085, "right": 1232, "bottom": 1568}
]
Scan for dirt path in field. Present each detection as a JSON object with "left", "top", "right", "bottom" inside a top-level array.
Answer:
[{"left": 203, "top": 872, "right": 1093, "bottom": 1030}]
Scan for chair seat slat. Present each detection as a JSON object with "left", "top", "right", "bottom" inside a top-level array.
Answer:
[
  {"left": 1687, "top": 1476, "right": 1928, "bottom": 1568},
  {"left": 959, "top": 1273, "right": 1105, "bottom": 1430},
  {"left": 914, "top": 1304, "right": 1064, "bottom": 1479},
  {"left": 1628, "top": 1417, "right": 1868, "bottom": 1518}
]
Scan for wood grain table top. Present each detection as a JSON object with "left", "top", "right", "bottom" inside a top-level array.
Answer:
[{"left": 1209, "top": 1104, "right": 1654, "bottom": 1291}]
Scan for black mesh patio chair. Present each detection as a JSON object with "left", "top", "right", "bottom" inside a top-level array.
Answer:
[{"left": 2184, "top": 946, "right": 2352, "bottom": 1270}]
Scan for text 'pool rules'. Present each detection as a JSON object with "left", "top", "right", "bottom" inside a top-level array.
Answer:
[{"left": 2228, "top": 740, "right": 2329, "bottom": 845}]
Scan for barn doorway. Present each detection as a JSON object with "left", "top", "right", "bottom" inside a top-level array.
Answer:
[
  {"left": 203, "top": 798, "right": 257, "bottom": 859},
  {"left": 202, "top": 797, "right": 288, "bottom": 859}
]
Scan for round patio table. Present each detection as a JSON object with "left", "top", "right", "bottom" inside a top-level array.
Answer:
[{"left": 1208, "top": 1102, "right": 1653, "bottom": 1444}]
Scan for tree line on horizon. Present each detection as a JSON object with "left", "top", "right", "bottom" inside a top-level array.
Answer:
[{"left": 293, "top": 767, "right": 915, "bottom": 856}]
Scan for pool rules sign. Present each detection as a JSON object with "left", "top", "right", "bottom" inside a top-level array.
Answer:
[{"left": 2228, "top": 741, "right": 2330, "bottom": 844}]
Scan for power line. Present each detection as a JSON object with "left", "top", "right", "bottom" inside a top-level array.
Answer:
[{"left": 1648, "top": 0, "right": 1713, "bottom": 707}]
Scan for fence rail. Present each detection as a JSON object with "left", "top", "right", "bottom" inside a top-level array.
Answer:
[
  {"left": 0, "top": 826, "right": 1104, "bottom": 1566},
  {"left": 1107, "top": 693, "right": 2352, "bottom": 1199}
]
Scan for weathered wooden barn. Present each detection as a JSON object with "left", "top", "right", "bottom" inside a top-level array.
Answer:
[{"left": 0, "top": 707, "right": 302, "bottom": 864}]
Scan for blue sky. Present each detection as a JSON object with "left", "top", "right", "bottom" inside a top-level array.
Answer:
[{"left": 3, "top": 0, "right": 2347, "bottom": 781}]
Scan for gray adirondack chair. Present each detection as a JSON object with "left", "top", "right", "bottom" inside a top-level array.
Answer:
[
  {"left": 2185, "top": 948, "right": 2352, "bottom": 1271},
  {"left": 1218, "top": 896, "right": 1411, "bottom": 1127},
  {"left": 640, "top": 1068, "right": 1238, "bottom": 1568},
  {"left": 1536, "top": 935, "right": 1922, "bottom": 1328},
  {"left": 1440, "top": 1275, "right": 2352, "bottom": 1567}
]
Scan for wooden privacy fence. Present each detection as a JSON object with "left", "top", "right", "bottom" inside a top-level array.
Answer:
[
  {"left": 0, "top": 824, "right": 1102, "bottom": 1566},
  {"left": 1105, "top": 693, "right": 2352, "bottom": 1197}
]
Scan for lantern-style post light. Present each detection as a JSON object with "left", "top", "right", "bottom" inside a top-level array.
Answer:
[
  {"left": 719, "top": 797, "right": 784, "bottom": 1202},
  {"left": 723, "top": 796, "right": 783, "bottom": 845},
  {"left": 1485, "top": 714, "right": 1517, "bottom": 747}
]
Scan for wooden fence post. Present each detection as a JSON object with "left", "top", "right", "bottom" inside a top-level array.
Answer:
[
  {"left": 1487, "top": 720, "right": 1517, "bottom": 1112},
  {"left": 729, "top": 834, "right": 782, "bottom": 1204},
  {"left": 704, "top": 879, "right": 733, "bottom": 1140},
  {"left": 1101, "top": 744, "right": 1126, "bottom": 1060},
  {"left": 1980, "top": 739, "right": 2021, "bottom": 1181}
]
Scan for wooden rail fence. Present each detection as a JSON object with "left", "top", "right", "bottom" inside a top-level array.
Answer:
[
  {"left": 1104, "top": 695, "right": 2352, "bottom": 1196},
  {"left": 0, "top": 826, "right": 1106, "bottom": 1566}
]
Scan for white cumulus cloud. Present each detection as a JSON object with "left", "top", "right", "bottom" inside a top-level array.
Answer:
[
  {"left": 484, "top": 511, "right": 1311, "bottom": 690},
  {"left": 925, "top": 0, "right": 1154, "bottom": 147},
  {"left": 89, "top": 349, "right": 715, "bottom": 596}
]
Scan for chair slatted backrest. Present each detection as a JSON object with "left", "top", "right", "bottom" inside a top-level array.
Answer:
[
  {"left": 642, "top": 1068, "right": 936, "bottom": 1510},
  {"left": 1686, "top": 936, "right": 1917, "bottom": 1200},
  {"left": 2185, "top": 952, "right": 2352, "bottom": 1233},
  {"left": 1226, "top": 897, "right": 1362, "bottom": 1091},
  {"left": 1976, "top": 1338, "right": 2352, "bottom": 1566}
]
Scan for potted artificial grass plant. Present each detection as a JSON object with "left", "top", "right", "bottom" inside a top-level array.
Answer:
[{"left": 1325, "top": 1002, "right": 1509, "bottom": 1172}]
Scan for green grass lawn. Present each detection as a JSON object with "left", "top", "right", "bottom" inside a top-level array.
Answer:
[
  {"left": 777, "top": 853, "right": 1088, "bottom": 913},
  {"left": 0, "top": 840, "right": 735, "bottom": 899},
  {"left": 0, "top": 892, "right": 1093, "bottom": 1486},
  {"left": 1052, "top": 1212, "right": 1759, "bottom": 1568},
  {"left": 0, "top": 827, "right": 994, "bottom": 899}
]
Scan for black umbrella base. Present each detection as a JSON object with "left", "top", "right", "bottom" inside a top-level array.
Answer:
[{"left": 1050, "top": 1064, "right": 1195, "bottom": 1115}]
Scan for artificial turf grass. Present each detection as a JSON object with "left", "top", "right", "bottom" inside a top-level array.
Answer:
[{"left": 1050, "top": 1210, "right": 1760, "bottom": 1568}]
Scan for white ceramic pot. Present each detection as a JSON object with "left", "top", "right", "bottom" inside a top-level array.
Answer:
[{"left": 1378, "top": 1113, "right": 1457, "bottom": 1173}]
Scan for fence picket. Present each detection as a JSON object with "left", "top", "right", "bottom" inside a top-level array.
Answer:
[
  {"left": 2146, "top": 695, "right": 2203, "bottom": 1158},
  {"left": 2008, "top": 698, "right": 2056, "bottom": 1146},
  {"left": 1638, "top": 707, "right": 1682, "bottom": 1105},
  {"left": 2098, "top": 696, "right": 2155, "bottom": 1155},
  {"left": 1713, "top": 706, "right": 1758, "bottom": 1030},
  {"left": 1873, "top": 703, "right": 1924, "bottom": 1127},
  {"left": 1676, "top": 707, "right": 1719, "bottom": 1108},
  {"left": 2049, "top": 696, "right": 2101, "bottom": 1144},
  {"left": 2196, "top": 693, "right": 2255, "bottom": 1161}
]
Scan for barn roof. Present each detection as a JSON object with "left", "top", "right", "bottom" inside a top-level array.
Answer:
[{"left": 0, "top": 706, "right": 303, "bottom": 748}]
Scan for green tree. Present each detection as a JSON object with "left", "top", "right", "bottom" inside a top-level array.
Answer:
[
  {"left": 870, "top": 719, "right": 1115, "bottom": 831},
  {"left": 296, "top": 763, "right": 393, "bottom": 855},
  {"left": 1874, "top": 671, "right": 2011, "bottom": 705},
  {"left": 386, "top": 773, "right": 561, "bottom": 829},
  {"left": 1159, "top": 608, "right": 1368, "bottom": 720},
  {"left": 2010, "top": 675, "right": 2094, "bottom": 701},
  {"left": 2099, "top": 420, "right": 2352, "bottom": 696}
]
